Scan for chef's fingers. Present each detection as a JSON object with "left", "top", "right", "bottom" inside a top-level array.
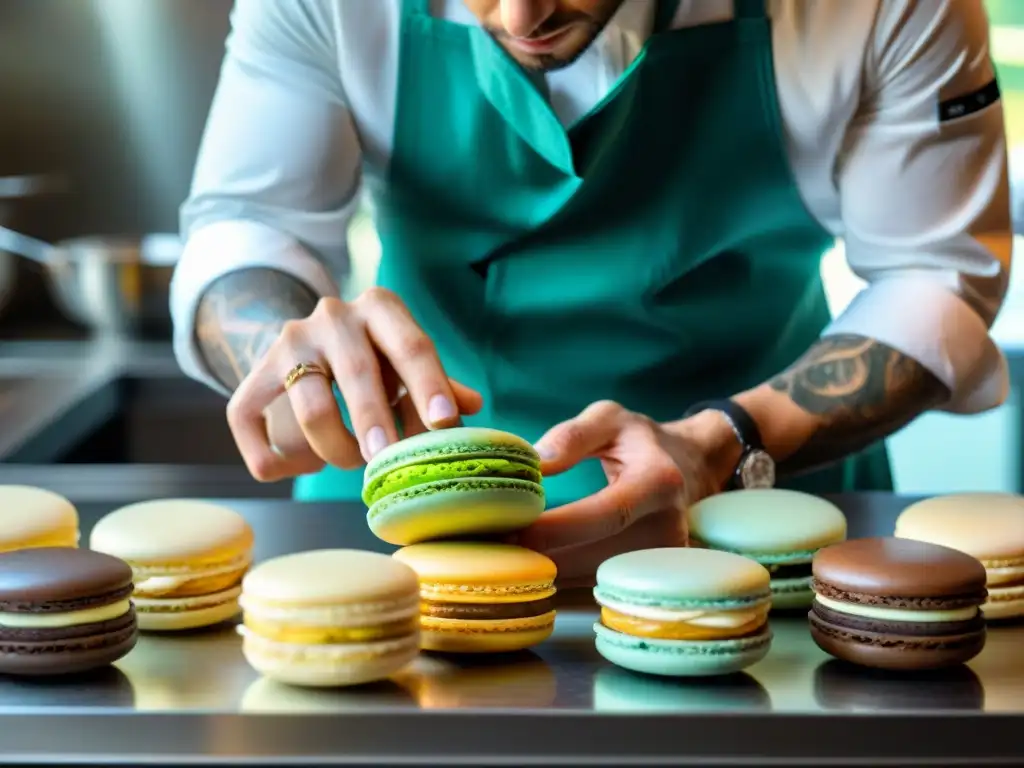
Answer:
[
  {"left": 534, "top": 400, "right": 627, "bottom": 475},
  {"left": 450, "top": 379, "right": 484, "bottom": 415},
  {"left": 356, "top": 287, "right": 465, "bottom": 430},
  {"left": 227, "top": 325, "right": 320, "bottom": 482},
  {"left": 513, "top": 459, "right": 685, "bottom": 551},
  {"left": 264, "top": 395, "right": 326, "bottom": 476},
  {"left": 395, "top": 391, "right": 427, "bottom": 437},
  {"left": 311, "top": 299, "right": 399, "bottom": 462}
]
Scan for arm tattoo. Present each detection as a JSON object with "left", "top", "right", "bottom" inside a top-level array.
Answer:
[
  {"left": 768, "top": 334, "right": 949, "bottom": 475},
  {"left": 194, "top": 267, "right": 320, "bottom": 391}
]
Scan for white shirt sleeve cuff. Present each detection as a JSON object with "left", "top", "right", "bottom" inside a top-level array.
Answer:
[
  {"left": 823, "top": 276, "right": 1009, "bottom": 415},
  {"left": 170, "top": 220, "right": 341, "bottom": 397}
]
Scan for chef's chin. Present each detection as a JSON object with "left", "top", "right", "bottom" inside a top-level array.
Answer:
[{"left": 494, "top": 22, "right": 602, "bottom": 72}]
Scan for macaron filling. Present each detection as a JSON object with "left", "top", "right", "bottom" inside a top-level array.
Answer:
[
  {"left": 364, "top": 458, "right": 542, "bottom": 506},
  {"left": 594, "top": 588, "right": 771, "bottom": 642}
]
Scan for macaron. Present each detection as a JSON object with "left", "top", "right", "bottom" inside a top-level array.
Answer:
[
  {"left": 0, "top": 547, "right": 138, "bottom": 675},
  {"left": 0, "top": 486, "right": 78, "bottom": 552},
  {"left": 362, "top": 427, "right": 545, "bottom": 545},
  {"left": 239, "top": 549, "right": 421, "bottom": 687},
  {"left": 809, "top": 537, "right": 988, "bottom": 670},
  {"left": 894, "top": 493, "right": 1024, "bottom": 620},
  {"left": 392, "top": 542, "right": 557, "bottom": 653},
  {"left": 89, "top": 500, "right": 254, "bottom": 631},
  {"left": 593, "top": 548, "right": 773, "bottom": 677},
  {"left": 687, "top": 489, "right": 847, "bottom": 610}
]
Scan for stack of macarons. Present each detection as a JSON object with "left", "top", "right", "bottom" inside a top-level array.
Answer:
[
  {"left": 894, "top": 493, "right": 1024, "bottom": 621},
  {"left": 688, "top": 489, "right": 847, "bottom": 609},
  {"left": 90, "top": 500, "right": 254, "bottom": 631},
  {"left": 363, "top": 427, "right": 557, "bottom": 654}
]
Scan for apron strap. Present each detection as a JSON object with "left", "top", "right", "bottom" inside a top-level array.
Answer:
[
  {"left": 401, "top": 0, "right": 430, "bottom": 16},
  {"left": 734, "top": 0, "right": 768, "bottom": 19},
  {"left": 653, "top": 0, "right": 684, "bottom": 33}
]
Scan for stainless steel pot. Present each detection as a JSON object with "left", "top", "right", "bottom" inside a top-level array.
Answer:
[
  {"left": 0, "top": 225, "right": 180, "bottom": 336},
  {"left": 0, "top": 175, "right": 67, "bottom": 321}
]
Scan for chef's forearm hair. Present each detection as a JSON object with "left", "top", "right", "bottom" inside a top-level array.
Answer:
[
  {"left": 767, "top": 334, "right": 948, "bottom": 476},
  {"left": 194, "top": 267, "right": 320, "bottom": 391}
]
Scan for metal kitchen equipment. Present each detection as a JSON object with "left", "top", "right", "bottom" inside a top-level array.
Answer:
[
  {"left": 0, "top": 175, "right": 69, "bottom": 322},
  {"left": 0, "top": 224, "right": 179, "bottom": 335}
]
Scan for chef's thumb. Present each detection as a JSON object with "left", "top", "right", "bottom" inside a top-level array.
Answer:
[{"left": 534, "top": 406, "right": 620, "bottom": 475}]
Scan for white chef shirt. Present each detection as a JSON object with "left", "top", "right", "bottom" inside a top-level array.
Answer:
[{"left": 172, "top": 0, "right": 1014, "bottom": 414}]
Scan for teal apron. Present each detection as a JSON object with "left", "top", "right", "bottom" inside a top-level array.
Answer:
[{"left": 295, "top": 0, "right": 892, "bottom": 504}]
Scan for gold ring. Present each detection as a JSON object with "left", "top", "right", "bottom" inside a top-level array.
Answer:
[{"left": 283, "top": 362, "right": 329, "bottom": 390}]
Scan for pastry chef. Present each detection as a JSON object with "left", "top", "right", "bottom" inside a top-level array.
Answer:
[{"left": 171, "top": 0, "right": 1013, "bottom": 578}]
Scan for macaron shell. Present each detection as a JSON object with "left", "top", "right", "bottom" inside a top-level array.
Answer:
[
  {"left": 393, "top": 542, "right": 557, "bottom": 603},
  {"left": 368, "top": 482, "right": 544, "bottom": 546},
  {"left": 243, "top": 550, "right": 419, "bottom": 607},
  {"left": 0, "top": 547, "right": 133, "bottom": 604},
  {"left": 811, "top": 537, "right": 988, "bottom": 599},
  {"left": 895, "top": 493, "right": 1024, "bottom": 562},
  {"left": 134, "top": 589, "right": 242, "bottom": 632},
  {"left": 595, "top": 548, "right": 770, "bottom": 604},
  {"left": 808, "top": 614, "right": 985, "bottom": 671},
  {"left": 594, "top": 623, "right": 771, "bottom": 677},
  {"left": 982, "top": 584, "right": 1024, "bottom": 620},
  {"left": 0, "top": 486, "right": 79, "bottom": 552},
  {"left": 768, "top": 578, "right": 814, "bottom": 610},
  {"left": 688, "top": 489, "right": 847, "bottom": 557},
  {"left": 419, "top": 613, "right": 555, "bottom": 653},
  {"left": 90, "top": 500, "right": 253, "bottom": 565},
  {"left": 0, "top": 629, "right": 138, "bottom": 676},
  {"left": 241, "top": 632, "right": 419, "bottom": 687}
]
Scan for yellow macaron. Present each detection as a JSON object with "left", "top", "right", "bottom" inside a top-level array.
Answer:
[
  {"left": 90, "top": 499, "right": 254, "bottom": 631},
  {"left": 0, "top": 486, "right": 78, "bottom": 552},
  {"left": 393, "top": 542, "right": 557, "bottom": 654},
  {"left": 239, "top": 549, "right": 421, "bottom": 687}
]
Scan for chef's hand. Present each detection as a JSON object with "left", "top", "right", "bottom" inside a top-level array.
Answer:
[
  {"left": 227, "top": 288, "right": 483, "bottom": 482},
  {"left": 512, "top": 401, "right": 737, "bottom": 586}
]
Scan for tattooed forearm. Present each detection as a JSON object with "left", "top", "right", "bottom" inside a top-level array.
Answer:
[
  {"left": 194, "top": 267, "right": 319, "bottom": 391},
  {"left": 768, "top": 334, "right": 948, "bottom": 475}
]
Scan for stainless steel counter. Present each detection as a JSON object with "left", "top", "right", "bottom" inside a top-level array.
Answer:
[{"left": 0, "top": 492, "right": 1021, "bottom": 765}]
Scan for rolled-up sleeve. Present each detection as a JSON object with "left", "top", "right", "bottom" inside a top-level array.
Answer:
[
  {"left": 825, "top": 0, "right": 1014, "bottom": 414},
  {"left": 170, "top": 0, "right": 362, "bottom": 390}
]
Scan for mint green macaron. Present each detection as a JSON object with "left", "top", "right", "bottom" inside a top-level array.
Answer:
[
  {"left": 362, "top": 427, "right": 545, "bottom": 545},
  {"left": 593, "top": 548, "right": 773, "bottom": 677},
  {"left": 687, "top": 490, "right": 847, "bottom": 610}
]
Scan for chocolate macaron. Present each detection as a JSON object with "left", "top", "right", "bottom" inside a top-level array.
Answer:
[
  {"left": 0, "top": 548, "right": 139, "bottom": 675},
  {"left": 809, "top": 537, "right": 987, "bottom": 671}
]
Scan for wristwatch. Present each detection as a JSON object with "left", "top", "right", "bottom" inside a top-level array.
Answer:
[{"left": 684, "top": 399, "right": 775, "bottom": 490}]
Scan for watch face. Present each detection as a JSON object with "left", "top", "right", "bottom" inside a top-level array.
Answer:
[{"left": 739, "top": 450, "right": 775, "bottom": 489}]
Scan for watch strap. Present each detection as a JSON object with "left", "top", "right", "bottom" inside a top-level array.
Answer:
[{"left": 684, "top": 399, "right": 765, "bottom": 451}]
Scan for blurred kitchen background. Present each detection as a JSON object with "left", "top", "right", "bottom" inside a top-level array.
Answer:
[{"left": 0, "top": 0, "right": 1021, "bottom": 498}]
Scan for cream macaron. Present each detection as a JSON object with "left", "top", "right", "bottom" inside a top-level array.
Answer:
[
  {"left": 90, "top": 499, "right": 254, "bottom": 631},
  {"left": 0, "top": 486, "right": 79, "bottom": 552},
  {"left": 239, "top": 550, "right": 421, "bottom": 687},
  {"left": 895, "top": 493, "right": 1024, "bottom": 620}
]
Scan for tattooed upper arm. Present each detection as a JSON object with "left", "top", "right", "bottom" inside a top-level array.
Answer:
[
  {"left": 768, "top": 334, "right": 948, "bottom": 475},
  {"left": 194, "top": 268, "right": 320, "bottom": 391}
]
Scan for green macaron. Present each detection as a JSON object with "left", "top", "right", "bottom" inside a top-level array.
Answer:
[
  {"left": 362, "top": 427, "right": 545, "bottom": 545},
  {"left": 687, "top": 489, "right": 847, "bottom": 610}
]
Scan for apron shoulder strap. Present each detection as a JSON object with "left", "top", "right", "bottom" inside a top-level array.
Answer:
[
  {"left": 734, "top": 0, "right": 768, "bottom": 19},
  {"left": 401, "top": 0, "right": 430, "bottom": 16}
]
